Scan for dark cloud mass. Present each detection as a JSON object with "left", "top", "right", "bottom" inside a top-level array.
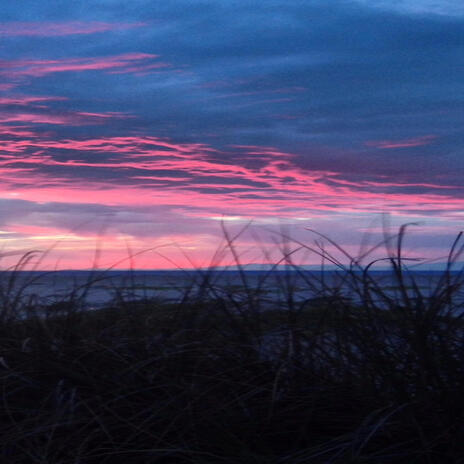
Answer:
[{"left": 0, "top": 0, "right": 462, "bottom": 268}]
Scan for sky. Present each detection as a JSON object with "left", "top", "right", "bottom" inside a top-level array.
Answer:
[{"left": 0, "top": 0, "right": 463, "bottom": 269}]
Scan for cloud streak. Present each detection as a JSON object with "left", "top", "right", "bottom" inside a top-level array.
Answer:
[
  {"left": 0, "top": 111, "right": 132, "bottom": 125},
  {"left": 0, "top": 53, "right": 167, "bottom": 79},
  {"left": 365, "top": 135, "right": 438, "bottom": 149},
  {"left": 0, "top": 130, "right": 461, "bottom": 220},
  {"left": 0, "top": 21, "right": 146, "bottom": 37}
]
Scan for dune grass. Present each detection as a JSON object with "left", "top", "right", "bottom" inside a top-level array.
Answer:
[{"left": 0, "top": 226, "right": 463, "bottom": 463}]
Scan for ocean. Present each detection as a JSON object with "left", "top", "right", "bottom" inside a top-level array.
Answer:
[{"left": 0, "top": 269, "right": 461, "bottom": 312}]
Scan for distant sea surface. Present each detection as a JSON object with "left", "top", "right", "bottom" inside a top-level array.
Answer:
[{"left": 0, "top": 270, "right": 461, "bottom": 310}]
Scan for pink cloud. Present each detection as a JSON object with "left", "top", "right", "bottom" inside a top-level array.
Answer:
[
  {"left": 0, "top": 84, "right": 16, "bottom": 91},
  {"left": 4, "top": 224, "right": 69, "bottom": 236},
  {"left": 75, "top": 111, "right": 132, "bottom": 119},
  {"left": 230, "top": 145, "right": 294, "bottom": 159},
  {"left": 0, "top": 110, "right": 132, "bottom": 126},
  {"left": 0, "top": 96, "right": 67, "bottom": 107},
  {"left": 0, "top": 129, "right": 462, "bottom": 247},
  {"left": 326, "top": 177, "right": 462, "bottom": 191},
  {"left": 0, "top": 124, "right": 40, "bottom": 138},
  {"left": 0, "top": 21, "right": 147, "bottom": 37},
  {"left": 0, "top": 133, "right": 461, "bottom": 220},
  {"left": 365, "top": 135, "right": 437, "bottom": 149},
  {"left": 0, "top": 134, "right": 462, "bottom": 271},
  {"left": 0, "top": 223, "right": 225, "bottom": 270},
  {"left": 0, "top": 94, "right": 132, "bottom": 128},
  {"left": 0, "top": 53, "right": 168, "bottom": 79}
]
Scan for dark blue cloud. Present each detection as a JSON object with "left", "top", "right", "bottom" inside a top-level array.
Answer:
[{"left": 3, "top": 0, "right": 462, "bottom": 163}]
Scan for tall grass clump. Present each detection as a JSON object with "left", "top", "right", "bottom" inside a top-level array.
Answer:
[{"left": 0, "top": 225, "right": 463, "bottom": 463}]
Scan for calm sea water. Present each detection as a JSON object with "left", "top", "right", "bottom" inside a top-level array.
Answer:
[{"left": 0, "top": 270, "right": 462, "bottom": 310}]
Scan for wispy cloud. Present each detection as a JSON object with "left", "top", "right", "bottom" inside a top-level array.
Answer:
[
  {"left": 0, "top": 130, "right": 461, "bottom": 220},
  {"left": 0, "top": 95, "right": 67, "bottom": 106},
  {"left": 0, "top": 110, "right": 132, "bottom": 126},
  {"left": 0, "top": 53, "right": 168, "bottom": 79},
  {"left": 0, "top": 21, "right": 147, "bottom": 37},
  {"left": 365, "top": 135, "right": 438, "bottom": 149}
]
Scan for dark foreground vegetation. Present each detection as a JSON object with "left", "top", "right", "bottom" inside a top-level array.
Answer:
[{"left": 0, "top": 226, "right": 463, "bottom": 463}]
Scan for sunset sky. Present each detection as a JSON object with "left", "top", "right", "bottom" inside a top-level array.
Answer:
[{"left": 0, "top": 0, "right": 463, "bottom": 269}]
